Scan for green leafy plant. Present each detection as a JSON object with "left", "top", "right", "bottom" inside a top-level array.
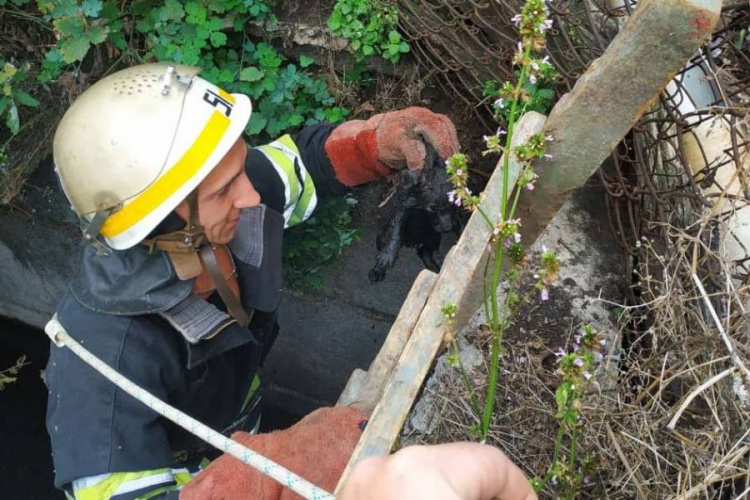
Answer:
[
  {"left": 1, "top": 61, "right": 39, "bottom": 136},
  {"left": 327, "top": 0, "right": 408, "bottom": 63},
  {"left": 283, "top": 195, "right": 360, "bottom": 290},
  {"left": 531, "top": 324, "right": 602, "bottom": 498},
  {"left": 0, "top": 60, "right": 39, "bottom": 164},
  {"left": 35, "top": 0, "right": 348, "bottom": 140}
]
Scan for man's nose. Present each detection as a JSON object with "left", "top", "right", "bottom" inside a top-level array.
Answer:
[{"left": 236, "top": 174, "right": 261, "bottom": 209}]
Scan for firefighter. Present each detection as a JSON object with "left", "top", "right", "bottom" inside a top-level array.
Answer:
[{"left": 46, "top": 62, "right": 459, "bottom": 499}]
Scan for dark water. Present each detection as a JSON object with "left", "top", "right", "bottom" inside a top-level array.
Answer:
[{"left": 0, "top": 318, "right": 62, "bottom": 499}]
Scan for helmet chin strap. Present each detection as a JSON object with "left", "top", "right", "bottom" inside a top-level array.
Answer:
[{"left": 143, "top": 190, "right": 252, "bottom": 328}]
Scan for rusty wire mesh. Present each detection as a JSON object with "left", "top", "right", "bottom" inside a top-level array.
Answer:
[{"left": 395, "top": 0, "right": 628, "bottom": 121}]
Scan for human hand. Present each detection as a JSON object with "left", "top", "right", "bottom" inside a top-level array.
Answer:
[
  {"left": 180, "top": 406, "right": 367, "bottom": 500},
  {"left": 337, "top": 442, "right": 537, "bottom": 500},
  {"left": 325, "top": 107, "right": 460, "bottom": 186},
  {"left": 366, "top": 107, "right": 460, "bottom": 170}
]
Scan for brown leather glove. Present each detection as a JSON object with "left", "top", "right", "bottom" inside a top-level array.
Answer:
[
  {"left": 325, "top": 107, "right": 460, "bottom": 187},
  {"left": 179, "top": 406, "right": 367, "bottom": 500}
]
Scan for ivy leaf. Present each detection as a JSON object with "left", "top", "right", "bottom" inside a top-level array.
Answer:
[
  {"left": 239, "top": 66, "right": 264, "bottom": 82},
  {"left": 107, "top": 31, "right": 127, "bottom": 50},
  {"left": 55, "top": 17, "right": 85, "bottom": 37},
  {"left": 51, "top": 0, "right": 79, "bottom": 18},
  {"left": 299, "top": 55, "right": 314, "bottom": 68},
  {"left": 60, "top": 37, "right": 91, "bottom": 63},
  {"left": 14, "top": 90, "right": 38, "bottom": 107},
  {"left": 210, "top": 31, "right": 227, "bottom": 47},
  {"left": 327, "top": 15, "right": 341, "bottom": 31},
  {"left": 5, "top": 102, "right": 19, "bottom": 135},
  {"left": 161, "top": 0, "right": 184, "bottom": 21},
  {"left": 80, "top": 0, "right": 102, "bottom": 17},
  {"left": 246, "top": 112, "right": 267, "bottom": 135},
  {"left": 88, "top": 24, "right": 109, "bottom": 44},
  {"left": 185, "top": 1, "right": 206, "bottom": 23},
  {"left": 388, "top": 30, "right": 401, "bottom": 44},
  {"left": 362, "top": 45, "right": 374, "bottom": 56}
]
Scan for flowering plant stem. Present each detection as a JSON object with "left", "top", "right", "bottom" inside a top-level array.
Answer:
[
  {"left": 444, "top": 0, "right": 557, "bottom": 443},
  {"left": 481, "top": 52, "right": 530, "bottom": 439}
]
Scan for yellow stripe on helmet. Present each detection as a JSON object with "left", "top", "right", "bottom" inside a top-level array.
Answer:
[
  {"left": 218, "top": 88, "right": 235, "bottom": 104},
  {"left": 100, "top": 110, "right": 230, "bottom": 238}
]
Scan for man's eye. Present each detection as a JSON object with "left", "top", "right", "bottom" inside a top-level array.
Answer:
[{"left": 217, "top": 184, "right": 231, "bottom": 197}]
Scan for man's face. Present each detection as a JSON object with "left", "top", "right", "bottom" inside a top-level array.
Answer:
[{"left": 176, "top": 138, "right": 260, "bottom": 244}]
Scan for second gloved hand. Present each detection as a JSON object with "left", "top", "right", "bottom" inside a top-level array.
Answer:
[{"left": 325, "top": 107, "right": 460, "bottom": 186}]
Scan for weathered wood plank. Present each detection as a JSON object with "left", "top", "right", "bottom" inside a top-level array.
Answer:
[
  {"left": 348, "top": 270, "right": 438, "bottom": 410},
  {"left": 334, "top": 112, "right": 547, "bottom": 493},
  {"left": 337, "top": 368, "right": 368, "bottom": 406}
]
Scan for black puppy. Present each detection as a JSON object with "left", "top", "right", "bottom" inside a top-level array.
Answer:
[{"left": 369, "top": 143, "right": 460, "bottom": 283}]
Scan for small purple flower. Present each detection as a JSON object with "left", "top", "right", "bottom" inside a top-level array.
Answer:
[
  {"left": 594, "top": 351, "right": 603, "bottom": 361},
  {"left": 483, "top": 135, "right": 490, "bottom": 141},
  {"left": 526, "top": 183, "right": 535, "bottom": 191},
  {"left": 573, "top": 343, "right": 580, "bottom": 352},
  {"left": 544, "top": 153, "right": 553, "bottom": 159},
  {"left": 514, "top": 232, "right": 521, "bottom": 243},
  {"left": 445, "top": 159, "right": 451, "bottom": 166},
  {"left": 541, "top": 245, "right": 548, "bottom": 253},
  {"left": 545, "top": 133, "right": 554, "bottom": 141},
  {"left": 529, "top": 74, "right": 538, "bottom": 85},
  {"left": 541, "top": 288, "right": 549, "bottom": 301},
  {"left": 574, "top": 357, "right": 584, "bottom": 367},
  {"left": 531, "top": 61, "right": 540, "bottom": 71},
  {"left": 494, "top": 98, "right": 505, "bottom": 109},
  {"left": 447, "top": 190, "right": 456, "bottom": 204},
  {"left": 497, "top": 127, "right": 507, "bottom": 135},
  {"left": 554, "top": 348, "right": 566, "bottom": 357},
  {"left": 511, "top": 14, "right": 522, "bottom": 26},
  {"left": 454, "top": 197, "right": 462, "bottom": 207},
  {"left": 465, "top": 188, "right": 472, "bottom": 196},
  {"left": 539, "top": 19, "right": 553, "bottom": 32},
  {"left": 583, "top": 371, "right": 592, "bottom": 380},
  {"left": 517, "top": 42, "right": 523, "bottom": 53},
  {"left": 584, "top": 476, "right": 591, "bottom": 485},
  {"left": 599, "top": 338, "right": 607, "bottom": 345},
  {"left": 551, "top": 476, "right": 558, "bottom": 486},
  {"left": 456, "top": 169, "right": 463, "bottom": 177}
]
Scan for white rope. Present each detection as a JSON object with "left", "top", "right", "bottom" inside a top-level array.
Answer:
[{"left": 44, "top": 315, "right": 335, "bottom": 500}]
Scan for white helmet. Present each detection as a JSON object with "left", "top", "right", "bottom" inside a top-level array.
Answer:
[{"left": 53, "top": 63, "right": 252, "bottom": 250}]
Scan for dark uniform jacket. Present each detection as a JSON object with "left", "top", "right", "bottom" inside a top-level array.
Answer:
[{"left": 45, "top": 124, "right": 348, "bottom": 495}]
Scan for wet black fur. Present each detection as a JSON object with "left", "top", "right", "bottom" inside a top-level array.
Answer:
[{"left": 369, "top": 143, "right": 461, "bottom": 283}]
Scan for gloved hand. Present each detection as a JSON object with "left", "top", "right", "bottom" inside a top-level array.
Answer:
[
  {"left": 325, "top": 107, "right": 460, "bottom": 186},
  {"left": 179, "top": 405, "right": 367, "bottom": 500}
]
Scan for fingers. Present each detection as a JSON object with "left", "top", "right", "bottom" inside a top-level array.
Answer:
[
  {"left": 411, "top": 110, "right": 460, "bottom": 161},
  {"left": 339, "top": 443, "right": 537, "bottom": 500},
  {"left": 403, "top": 443, "right": 537, "bottom": 500},
  {"left": 403, "top": 139, "right": 427, "bottom": 170}
]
